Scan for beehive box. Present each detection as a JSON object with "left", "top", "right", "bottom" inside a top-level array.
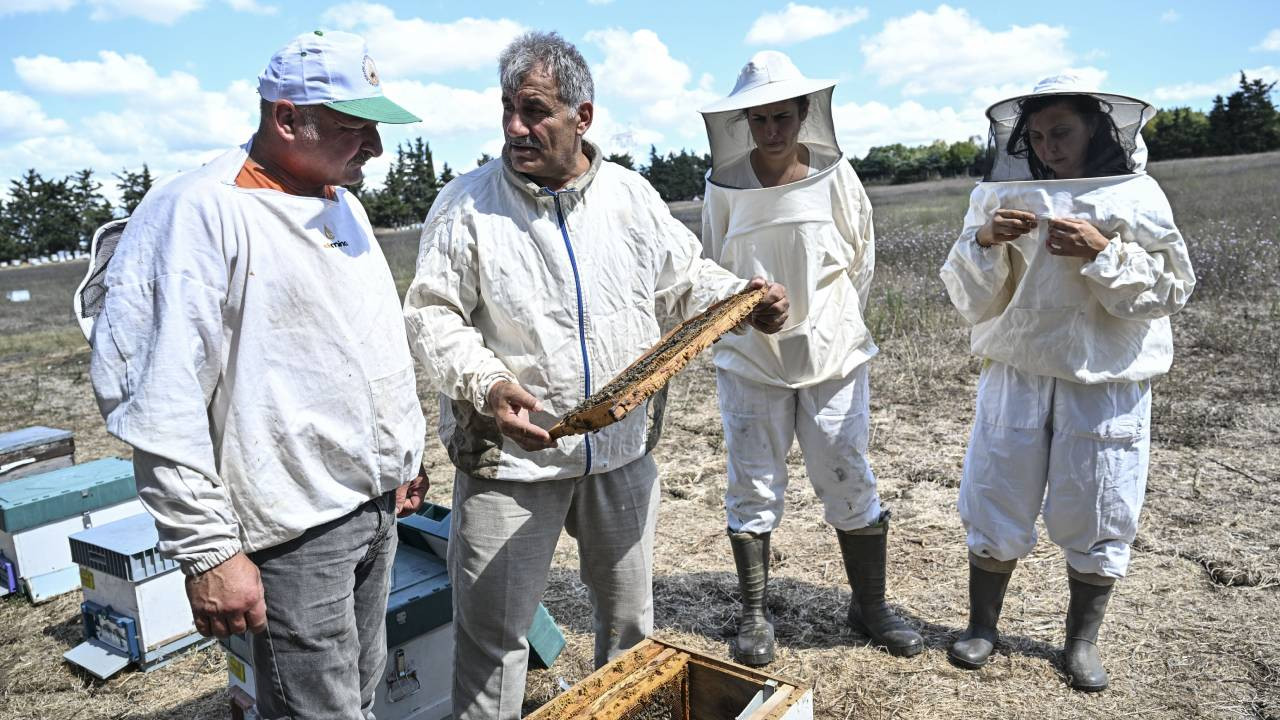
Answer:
[
  {"left": 0, "top": 426, "right": 75, "bottom": 483},
  {"left": 0, "top": 458, "right": 143, "bottom": 601},
  {"left": 63, "top": 512, "right": 211, "bottom": 679},
  {"left": 527, "top": 638, "right": 813, "bottom": 720}
]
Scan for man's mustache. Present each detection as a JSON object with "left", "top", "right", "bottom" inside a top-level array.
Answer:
[{"left": 508, "top": 137, "right": 542, "bottom": 149}]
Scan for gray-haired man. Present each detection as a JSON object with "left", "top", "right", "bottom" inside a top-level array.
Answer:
[{"left": 403, "top": 31, "right": 789, "bottom": 719}]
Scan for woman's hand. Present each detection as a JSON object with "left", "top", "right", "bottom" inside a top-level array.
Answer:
[
  {"left": 977, "top": 209, "right": 1037, "bottom": 247},
  {"left": 1046, "top": 218, "right": 1110, "bottom": 260}
]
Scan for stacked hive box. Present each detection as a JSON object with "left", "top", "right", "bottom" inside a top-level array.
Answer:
[
  {"left": 0, "top": 457, "right": 142, "bottom": 601},
  {"left": 63, "top": 512, "right": 212, "bottom": 678}
]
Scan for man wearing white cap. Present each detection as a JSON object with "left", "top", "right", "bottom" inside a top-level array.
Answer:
[
  {"left": 404, "top": 31, "right": 789, "bottom": 719},
  {"left": 89, "top": 30, "right": 427, "bottom": 718}
]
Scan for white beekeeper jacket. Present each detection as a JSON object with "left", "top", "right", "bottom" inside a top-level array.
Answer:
[
  {"left": 940, "top": 76, "right": 1196, "bottom": 384},
  {"left": 90, "top": 142, "right": 426, "bottom": 574},
  {"left": 702, "top": 157, "right": 876, "bottom": 387},
  {"left": 699, "top": 51, "right": 876, "bottom": 388},
  {"left": 404, "top": 141, "right": 746, "bottom": 482}
]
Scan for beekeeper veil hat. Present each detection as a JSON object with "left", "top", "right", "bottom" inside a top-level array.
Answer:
[
  {"left": 700, "top": 51, "right": 840, "bottom": 188},
  {"left": 984, "top": 73, "right": 1155, "bottom": 181}
]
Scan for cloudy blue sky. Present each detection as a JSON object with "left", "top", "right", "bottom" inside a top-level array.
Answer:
[{"left": 1, "top": 0, "right": 1277, "bottom": 201}]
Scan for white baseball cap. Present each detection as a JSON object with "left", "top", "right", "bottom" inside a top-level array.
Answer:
[{"left": 258, "top": 29, "right": 420, "bottom": 124}]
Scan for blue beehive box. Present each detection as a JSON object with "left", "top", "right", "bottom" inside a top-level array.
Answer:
[{"left": 0, "top": 457, "right": 143, "bottom": 601}]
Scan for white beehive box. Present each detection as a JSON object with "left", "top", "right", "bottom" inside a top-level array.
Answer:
[
  {"left": 63, "top": 512, "right": 212, "bottom": 679},
  {"left": 0, "top": 458, "right": 143, "bottom": 602}
]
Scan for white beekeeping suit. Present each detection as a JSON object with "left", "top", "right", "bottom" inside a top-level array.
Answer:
[
  {"left": 700, "top": 51, "right": 922, "bottom": 666},
  {"left": 939, "top": 74, "right": 1196, "bottom": 692}
]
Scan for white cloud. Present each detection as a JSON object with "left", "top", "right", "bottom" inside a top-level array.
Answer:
[
  {"left": 380, "top": 81, "right": 500, "bottom": 136},
  {"left": 3, "top": 49, "right": 257, "bottom": 194},
  {"left": 1256, "top": 29, "right": 1280, "bottom": 52},
  {"left": 1160, "top": 10, "right": 1180, "bottom": 23},
  {"left": 86, "top": 0, "right": 204, "bottom": 24},
  {"left": 1151, "top": 65, "right": 1280, "bottom": 103},
  {"left": 832, "top": 99, "right": 984, "bottom": 157},
  {"left": 745, "top": 3, "right": 869, "bottom": 46},
  {"left": 224, "top": 0, "right": 277, "bottom": 14},
  {"left": 861, "top": 5, "right": 1092, "bottom": 97},
  {"left": 320, "top": 3, "right": 525, "bottom": 77},
  {"left": 585, "top": 28, "right": 718, "bottom": 135},
  {"left": 0, "top": 0, "right": 75, "bottom": 15},
  {"left": 14, "top": 51, "right": 160, "bottom": 95},
  {"left": 0, "top": 91, "right": 70, "bottom": 141}
]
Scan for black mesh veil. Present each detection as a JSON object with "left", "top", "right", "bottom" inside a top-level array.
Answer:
[
  {"left": 702, "top": 86, "right": 841, "bottom": 189},
  {"left": 74, "top": 218, "right": 128, "bottom": 343},
  {"left": 983, "top": 87, "right": 1154, "bottom": 182}
]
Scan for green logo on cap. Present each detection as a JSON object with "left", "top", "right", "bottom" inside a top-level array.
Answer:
[{"left": 314, "top": 29, "right": 324, "bottom": 36}]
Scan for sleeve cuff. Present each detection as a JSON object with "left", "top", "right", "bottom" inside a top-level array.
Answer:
[
  {"left": 179, "top": 542, "right": 243, "bottom": 577},
  {"left": 473, "top": 369, "right": 517, "bottom": 416},
  {"left": 1080, "top": 235, "right": 1124, "bottom": 280}
]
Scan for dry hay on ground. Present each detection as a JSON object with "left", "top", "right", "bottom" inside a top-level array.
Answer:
[{"left": 0, "top": 153, "right": 1277, "bottom": 719}]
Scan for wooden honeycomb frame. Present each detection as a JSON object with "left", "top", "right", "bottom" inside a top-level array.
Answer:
[
  {"left": 549, "top": 288, "right": 765, "bottom": 440},
  {"left": 527, "top": 637, "right": 812, "bottom": 720}
]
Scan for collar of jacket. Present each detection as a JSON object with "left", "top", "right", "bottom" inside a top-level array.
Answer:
[{"left": 501, "top": 139, "right": 603, "bottom": 203}]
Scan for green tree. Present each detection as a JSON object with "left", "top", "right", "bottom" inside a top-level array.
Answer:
[
  {"left": 115, "top": 164, "right": 153, "bottom": 215},
  {"left": 1207, "top": 73, "right": 1280, "bottom": 156},
  {"left": 402, "top": 138, "right": 439, "bottom": 223},
  {"left": 0, "top": 169, "right": 80, "bottom": 258},
  {"left": 1144, "top": 107, "right": 1210, "bottom": 160},
  {"left": 605, "top": 152, "right": 635, "bottom": 170},
  {"left": 476, "top": 152, "right": 494, "bottom": 167},
  {"left": 640, "top": 146, "right": 710, "bottom": 201},
  {"left": 439, "top": 162, "right": 456, "bottom": 185},
  {"left": 69, "top": 169, "right": 114, "bottom": 250}
]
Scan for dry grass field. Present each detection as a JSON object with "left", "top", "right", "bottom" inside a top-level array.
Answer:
[{"left": 0, "top": 153, "right": 1277, "bottom": 719}]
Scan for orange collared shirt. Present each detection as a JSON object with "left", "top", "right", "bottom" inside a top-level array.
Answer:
[{"left": 235, "top": 156, "right": 337, "bottom": 201}]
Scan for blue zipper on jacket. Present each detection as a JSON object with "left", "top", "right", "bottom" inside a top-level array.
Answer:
[{"left": 545, "top": 188, "right": 593, "bottom": 476}]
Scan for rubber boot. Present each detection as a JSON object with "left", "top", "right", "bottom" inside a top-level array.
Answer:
[
  {"left": 728, "top": 531, "right": 775, "bottom": 666},
  {"left": 836, "top": 512, "right": 924, "bottom": 657},
  {"left": 948, "top": 559, "right": 1014, "bottom": 669},
  {"left": 1064, "top": 573, "right": 1115, "bottom": 692}
]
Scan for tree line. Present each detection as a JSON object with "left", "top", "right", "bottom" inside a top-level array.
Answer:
[
  {"left": 0, "top": 72, "right": 1274, "bottom": 261},
  {"left": 0, "top": 166, "right": 151, "bottom": 262}
]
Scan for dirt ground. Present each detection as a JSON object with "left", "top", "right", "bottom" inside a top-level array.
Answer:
[{"left": 0, "top": 153, "right": 1277, "bottom": 719}]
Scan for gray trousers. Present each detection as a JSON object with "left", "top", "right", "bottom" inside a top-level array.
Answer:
[
  {"left": 249, "top": 492, "right": 397, "bottom": 720},
  {"left": 450, "top": 455, "right": 660, "bottom": 720}
]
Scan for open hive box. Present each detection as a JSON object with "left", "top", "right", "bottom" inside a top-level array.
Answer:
[
  {"left": 528, "top": 638, "right": 812, "bottom": 720},
  {"left": 550, "top": 287, "right": 765, "bottom": 440}
]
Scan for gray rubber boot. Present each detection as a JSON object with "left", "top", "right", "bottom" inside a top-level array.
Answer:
[
  {"left": 1064, "top": 573, "right": 1115, "bottom": 692},
  {"left": 948, "top": 559, "right": 1014, "bottom": 669},
  {"left": 836, "top": 512, "right": 924, "bottom": 657},
  {"left": 728, "top": 531, "right": 775, "bottom": 666}
]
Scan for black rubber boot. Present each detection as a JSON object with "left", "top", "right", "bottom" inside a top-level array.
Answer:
[
  {"left": 836, "top": 512, "right": 924, "bottom": 657},
  {"left": 948, "top": 561, "right": 1014, "bottom": 669},
  {"left": 728, "top": 531, "right": 775, "bottom": 666},
  {"left": 1064, "top": 574, "right": 1114, "bottom": 692}
]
